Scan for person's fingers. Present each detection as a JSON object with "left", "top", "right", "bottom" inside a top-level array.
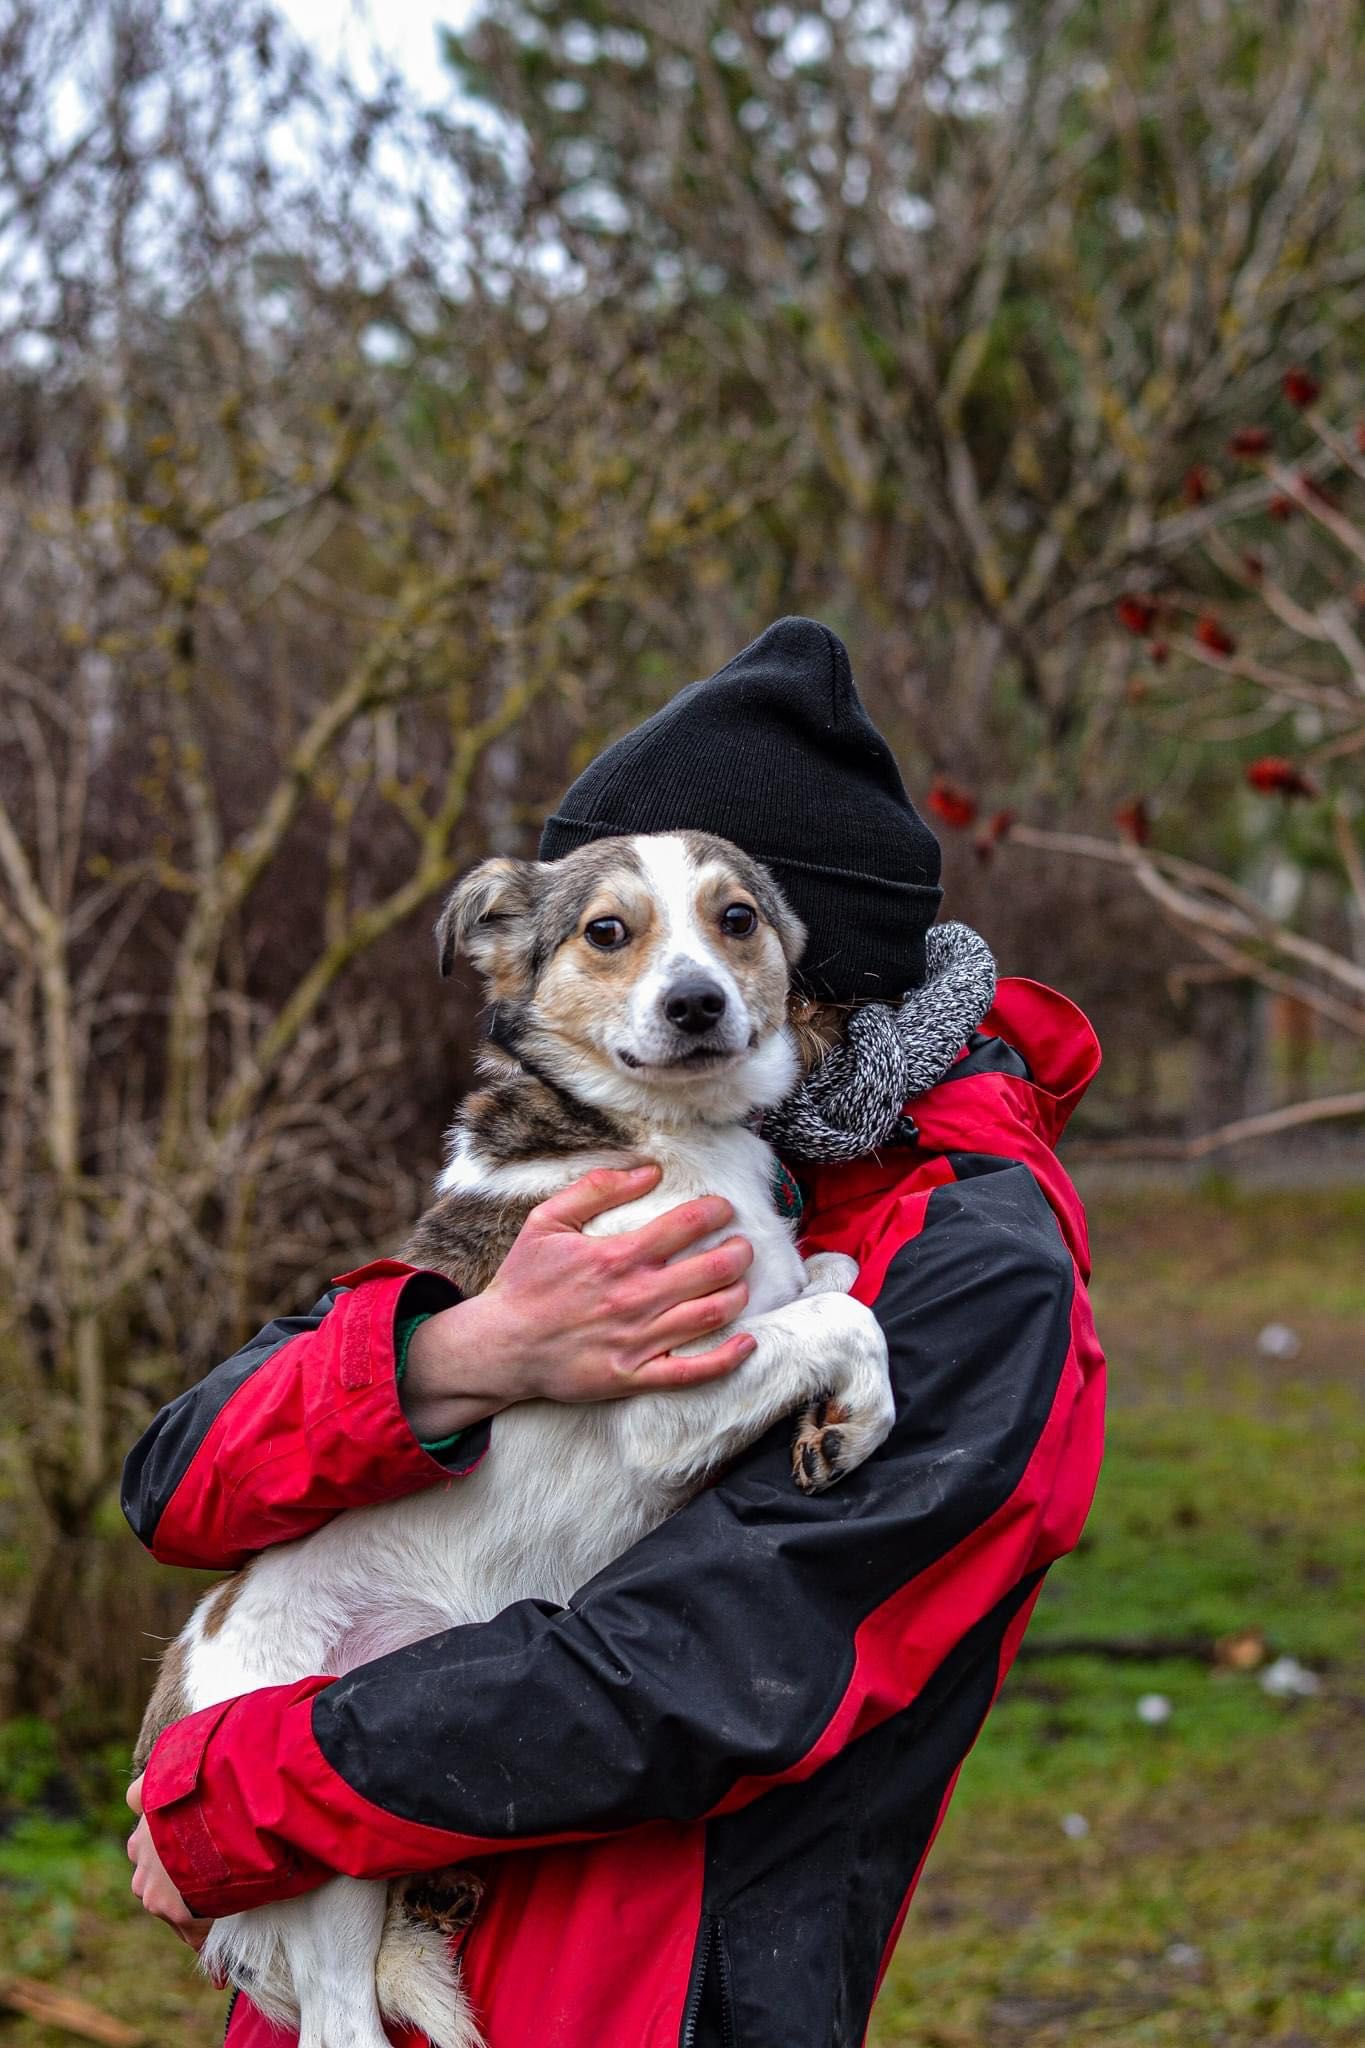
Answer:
[
  {"left": 532, "top": 1165, "right": 660, "bottom": 1232},
  {"left": 126, "top": 1774, "right": 145, "bottom": 1817},
  {"left": 639, "top": 1279, "right": 751, "bottom": 1359},
  {"left": 635, "top": 1235, "right": 752, "bottom": 1316},
  {"left": 619, "top": 1195, "right": 738, "bottom": 1266},
  {"left": 630, "top": 1331, "right": 757, "bottom": 1390}
]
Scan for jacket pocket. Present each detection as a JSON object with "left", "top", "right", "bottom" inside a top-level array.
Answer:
[{"left": 680, "top": 1914, "right": 737, "bottom": 2048}]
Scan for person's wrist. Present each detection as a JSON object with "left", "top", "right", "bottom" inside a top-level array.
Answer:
[{"left": 399, "top": 1294, "right": 524, "bottom": 1440}]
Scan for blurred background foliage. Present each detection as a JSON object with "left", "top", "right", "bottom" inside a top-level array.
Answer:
[{"left": 0, "top": 3, "right": 1361, "bottom": 2042}]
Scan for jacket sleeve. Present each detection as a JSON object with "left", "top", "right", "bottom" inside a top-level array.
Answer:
[
  {"left": 141, "top": 1160, "right": 1105, "bottom": 1918},
  {"left": 121, "top": 1262, "right": 489, "bottom": 1571}
]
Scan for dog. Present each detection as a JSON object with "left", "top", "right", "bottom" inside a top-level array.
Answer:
[{"left": 135, "top": 830, "right": 895, "bottom": 2048}]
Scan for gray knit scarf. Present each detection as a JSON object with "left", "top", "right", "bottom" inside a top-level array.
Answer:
[{"left": 763, "top": 922, "right": 997, "bottom": 1164}]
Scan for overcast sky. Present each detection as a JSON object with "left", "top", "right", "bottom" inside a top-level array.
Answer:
[{"left": 276, "top": 0, "right": 477, "bottom": 99}]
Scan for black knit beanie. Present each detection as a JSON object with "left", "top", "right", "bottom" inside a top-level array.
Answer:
[{"left": 539, "top": 617, "right": 943, "bottom": 1000}]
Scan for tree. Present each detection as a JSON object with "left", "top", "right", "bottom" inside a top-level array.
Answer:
[
  {"left": 1010, "top": 371, "right": 1365, "bottom": 1157},
  {"left": 0, "top": 0, "right": 780, "bottom": 1713},
  {"left": 443, "top": 0, "right": 1365, "bottom": 791},
  {"left": 440, "top": 0, "right": 1365, "bottom": 1126}
]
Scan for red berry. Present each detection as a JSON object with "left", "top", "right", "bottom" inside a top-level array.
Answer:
[
  {"left": 926, "top": 777, "right": 978, "bottom": 830},
  {"left": 1196, "top": 616, "right": 1237, "bottom": 657},
  {"left": 1268, "top": 494, "right": 1295, "bottom": 522},
  {"left": 1282, "top": 367, "right": 1320, "bottom": 409},
  {"left": 1228, "top": 426, "right": 1273, "bottom": 458},
  {"left": 1147, "top": 639, "right": 1169, "bottom": 666},
  {"left": 1246, "top": 756, "right": 1316, "bottom": 799},
  {"left": 1116, "top": 594, "right": 1159, "bottom": 636},
  {"left": 1183, "top": 464, "right": 1214, "bottom": 505},
  {"left": 1114, "top": 798, "right": 1152, "bottom": 846}
]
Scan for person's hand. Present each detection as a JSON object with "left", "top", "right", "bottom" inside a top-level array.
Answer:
[
  {"left": 401, "top": 1166, "right": 756, "bottom": 1441},
  {"left": 126, "top": 1775, "right": 214, "bottom": 1951}
]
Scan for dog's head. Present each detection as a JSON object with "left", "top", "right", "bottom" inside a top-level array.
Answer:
[{"left": 436, "top": 832, "right": 806, "bottom": 1123}]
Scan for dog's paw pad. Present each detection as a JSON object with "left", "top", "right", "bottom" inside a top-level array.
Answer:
[
  {"left": 395, "top": 1866, "right": 485, "bottom": 1936},
  {"left": 791, "top": 1397, "right": 853, "bottom": 1493}
]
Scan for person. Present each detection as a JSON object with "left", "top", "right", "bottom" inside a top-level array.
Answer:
[{"left": 122, "top": 617, "right": 1105, "bottom": 2048}]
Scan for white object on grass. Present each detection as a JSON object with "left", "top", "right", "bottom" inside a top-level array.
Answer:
[{"left": 1260, "top": 1655, "right": 1321, "bottom": 1699}]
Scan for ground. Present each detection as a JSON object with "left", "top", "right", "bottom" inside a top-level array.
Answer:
[
  {"left": 871, "top": 1182, "right": 1365, "bottom": 2048},
  {"left": 0, "top": 1185, "right": 1361, "bottom": 2047}
]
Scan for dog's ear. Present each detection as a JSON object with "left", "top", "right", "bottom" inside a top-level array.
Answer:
[
  {"left": 757, "top": 876, "right": 806, "bottom": 969},
  {"left": 435, "top": 857, "right": 540, "bottom": 985}
]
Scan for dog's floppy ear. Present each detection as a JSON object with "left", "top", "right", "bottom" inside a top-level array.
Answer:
[
  {"left": 435, "top": 856, "right": 540, "bottom": 983},
  {"left": 757, "top": 875, "right": 806, "bottom": 969}
]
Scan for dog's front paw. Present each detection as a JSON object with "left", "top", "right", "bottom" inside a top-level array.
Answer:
[
  {"left": 791, "top": 1395, "right": 857, "bottom": 1492},
  {"left": 800, "top": 1251, "right": 859, "bottom": 1296},
  {"left": 791, "top": 1383, "right": 895, "bottom": 1492}
]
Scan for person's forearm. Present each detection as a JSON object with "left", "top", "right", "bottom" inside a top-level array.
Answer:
[{"left": 398, "top": 1295, "right": 523, "bottom": 1441}]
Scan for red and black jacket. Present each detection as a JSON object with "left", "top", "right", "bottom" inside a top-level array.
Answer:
[{"left": 121, "top": 980, "right": 1106, "bottom": 2048}]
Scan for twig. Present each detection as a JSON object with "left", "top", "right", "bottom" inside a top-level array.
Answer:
[
  {"left": 1067, "top": 1091, "right": 1365, "bottom": 1161},
  {"left": 0, "top": 1977, "right": 143, "bottom": 2046}
]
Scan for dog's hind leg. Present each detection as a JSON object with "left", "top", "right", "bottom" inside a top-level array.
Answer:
[
  {"left": 376, "top": 1886, "right": 485, "bottom": 2048},
  {"left": 277, "top": 1878, "right": 392, "bottom": 2048}
]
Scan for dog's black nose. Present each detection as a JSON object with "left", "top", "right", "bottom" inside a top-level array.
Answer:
[{"left": 663, "top": 979, "right": 727, "bottom": 1035}]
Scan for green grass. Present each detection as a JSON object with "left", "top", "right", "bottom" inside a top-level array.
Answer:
[
  {"left": 872, "top": 1185, "right": 1365, "bottom": 2047},
  {"left": 0, "top": 1186, "right": 1360, "bottom": 2047}
]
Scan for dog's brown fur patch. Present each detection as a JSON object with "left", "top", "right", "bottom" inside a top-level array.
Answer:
[
  {"left": 522, "top": 844, "right": 667, "bottom": 1053},
  {"left": 462, "top": 1068, "right": 626, "bottom": 1168},
  {"left": 402, "top": 1190, "right": 538, "bottom": 1293},
  {"left": 676, "top": 830, "right": 806, "bottom": 969},
  {"left": 200, "top": 1569, "right": 248, "bottom": 1640},
  {"left": 686, "top": 839, "right": 796, "bottom": 1037},
  {"left": 133, "top": 1635, "right": 192, "bottom": 1775}
]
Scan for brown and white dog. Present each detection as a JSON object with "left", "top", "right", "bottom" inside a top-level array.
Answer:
[{"left": 136, "top": 830, "right": 894, "bottom": 2048}]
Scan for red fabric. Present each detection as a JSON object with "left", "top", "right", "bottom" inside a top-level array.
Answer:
[
  {"left": 141, "top": 979, "right": 1104, "bottom": 2048},
  {"left": 150, "top": 1267, "right": 479, "bottom": 1570},
  {"left": 221, "top": 1827, "right": 708, "bottom": 2048},
  {"left": 863, "top": 1581, "right": 1046, "bottom": 2037}
]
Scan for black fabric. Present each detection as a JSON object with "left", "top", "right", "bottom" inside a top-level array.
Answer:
[
  {"left": 538, "top": 617, "right": 942, "bottom": 1000},
  {"left": 684, "top": 1572, "right": 1044, "bottom": 2048},
  {"left": 947, "top": 1030, "right": 1033, "bottom": 1084},
  {"left": 311, "top": 1158, "right": 1074, "bottom": 1837}
]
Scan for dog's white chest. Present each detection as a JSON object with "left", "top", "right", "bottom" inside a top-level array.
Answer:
[{"left": 578, "top": 1125, "right": 806, "bottom": 1317}]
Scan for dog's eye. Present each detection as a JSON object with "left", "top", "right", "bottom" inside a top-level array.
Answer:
[
  {"left": 720, "top": 903, "right": 758, "bottom": 938},
  {"left": 584, "top": 916, "right": 629, "bottom": 950}
]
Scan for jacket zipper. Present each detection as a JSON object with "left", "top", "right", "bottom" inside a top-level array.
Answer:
[
  {"left": 714, "top": 1926, "right": 737, "bottom": 2048},
  {"left": 679, "top": 1915, "right": 736, "bottom": 2048},
  {"left": 679, "top": 1917, "right": 714, "bottom": 2048},
  {"left": 222, "top": 1988, "right": 238, "bottom": 2043}
]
